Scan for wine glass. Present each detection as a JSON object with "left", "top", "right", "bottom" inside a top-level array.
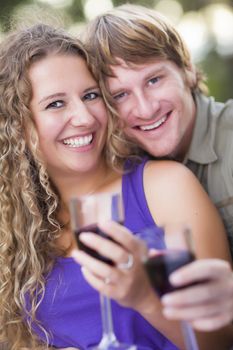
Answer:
[
  {"left": 138, "top": 224, "right": 200, "bottom": 350},
  {"left": 69, "top": 192, "right": 136, "bottom": 350}
]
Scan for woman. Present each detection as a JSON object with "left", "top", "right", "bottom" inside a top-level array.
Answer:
[{"left": 0, "top": 23, "right": 232, "bottom": 350}]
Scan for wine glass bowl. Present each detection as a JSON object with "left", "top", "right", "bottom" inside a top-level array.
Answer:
[
  {"left": 145, "top": 249, "right": 195, "bottom": 296},
  {"left": 69, "top": 192, "right": 136, "bottom": 350},
  {"left": 137, "top": 224, "right": 200, "bottom": 350},
  {"left": 144, "top": 225, "right": 195, "bottom": 296},
  {"left": 70, "top": 193, "right": 124, "bottom": 266}
]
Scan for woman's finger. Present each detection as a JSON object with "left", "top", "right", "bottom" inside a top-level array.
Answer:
[
  {"left": 71, "top": 249, "right": 116, "bottom": 281},
  {"left": 98, "top": 221, "right": 141, "bottom": 253},
  {"left": 78, "top": 231, "right": 132, "bottom": 267}
]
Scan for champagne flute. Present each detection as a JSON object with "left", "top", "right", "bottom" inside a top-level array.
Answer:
[
  {"left": 138, "top": 224, "right": 200, "bottom": 350},
  {"left": 69, "top": 192, "right": 136, "bottom": 350}
]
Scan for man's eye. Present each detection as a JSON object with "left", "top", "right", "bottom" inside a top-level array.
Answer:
[
  {"left": 46, "top": 100, "right": 64, "bottom": 109},
  {"left": 148, "top": 76, "right": 160, "bottom": 85},
  {"left": 83, "top": 92, "right": 101, "bottom": 101},
  {"left": 113, "top": 92, "right": 127, "bottom": 101}
]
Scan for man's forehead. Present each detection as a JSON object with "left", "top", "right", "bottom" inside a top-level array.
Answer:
[
  {"left": 110, "top": 57, "right": 168, "bottom": 70},
  {"left": 109, "top": 59, "right": 167, "bottom": 79}
]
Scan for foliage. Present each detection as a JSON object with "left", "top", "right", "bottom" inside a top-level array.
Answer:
[
  {"left": 0, "top": 0, "right": 30, "bottom": 31},
  {"left": 0, "top": 0, "right": 232, "bottom": 101}
]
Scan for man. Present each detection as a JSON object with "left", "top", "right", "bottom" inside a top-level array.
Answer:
[{"left": 83, "top": 4, "right": 233, "bottom": 334}]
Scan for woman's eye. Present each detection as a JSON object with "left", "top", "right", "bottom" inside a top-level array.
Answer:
[
  {"left": 46, "top": 100, "right": 64, "bottom": 109},
  {"left": 148, "top": 76, "right": 160, "bottom": 85},
  {"left": 83, "top": 92, "right": 101, "bottom": 101}
]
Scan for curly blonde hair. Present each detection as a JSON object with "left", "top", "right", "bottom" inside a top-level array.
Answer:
[
  {"left": 82, "top": 4, "right": 208, "bottom": 164},
  {"left": 0, "top": 23, "right": 89, "bottom": 349}
]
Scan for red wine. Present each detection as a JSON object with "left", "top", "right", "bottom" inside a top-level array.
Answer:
[
  {"left": 74, "top": 224, "right": 120, "bottom": 266},
  {"left": 145, "top": 250, "right": 195, "bottom": 296}
]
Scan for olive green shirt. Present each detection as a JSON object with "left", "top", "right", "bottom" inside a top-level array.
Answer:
[{"left": 184, "top": 93, "right": 233, "bottom": 257}]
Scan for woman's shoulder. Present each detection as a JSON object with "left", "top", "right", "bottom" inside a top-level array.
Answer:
[
  {"left": 143, "top": 159, "right": 211, "bottom": 225},
  {"left": 144, "top": 158, "right": 210, "bottom": 201},
  {"left": 144, "top": 159, "right": 195, "bottom": 183}
]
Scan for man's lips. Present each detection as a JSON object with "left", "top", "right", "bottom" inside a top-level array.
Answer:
[{"left": 136, "top": 112, "right": 171, "bottom": 131}]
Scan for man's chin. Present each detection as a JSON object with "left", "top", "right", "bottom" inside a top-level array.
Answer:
[{"left": 142, "top": 145, "right": 177, "bottom": 160}]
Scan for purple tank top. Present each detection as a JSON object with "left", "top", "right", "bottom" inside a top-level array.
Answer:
[{"left": 30, "top": 158, "right": 179, "bottom": 350}]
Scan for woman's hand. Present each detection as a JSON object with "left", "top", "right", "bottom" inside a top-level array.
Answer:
[
  {"left": 161, "top": 259, "right": 233, "bottom": 331},
  {"left": 71, "top": 220, "right": 157, "bottom": 314}
]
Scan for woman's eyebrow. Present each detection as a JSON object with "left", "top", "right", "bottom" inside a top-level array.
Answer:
[{"left": 39, "top": 92, "right": 66, "bottom": 105}]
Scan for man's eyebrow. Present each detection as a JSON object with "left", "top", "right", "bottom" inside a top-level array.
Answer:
[
  {"left": 143, "top": 66, "right": 165, "bottom": 79},
  {"left": 108, "top": 66, "right": 165, "bottom": 95},
  {"left": 39, "top": 92, "right": 65, "bottom": 105},
  {"left": 109, "top": 86, "right": 124, "bottom": 96}
]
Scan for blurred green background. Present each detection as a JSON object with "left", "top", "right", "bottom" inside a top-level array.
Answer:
[{"left": 0, "top": 0, "right": 232, "bottom": 101}]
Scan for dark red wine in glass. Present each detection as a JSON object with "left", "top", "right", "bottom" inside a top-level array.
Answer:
[
  {"left": 69, "top": 192, "right": 135, "bottom": 350},
  {"left": 74, "top": 224, "right": 122, "bottom": 266},
  {"left": 145, "top": 249, "right": 195, "bottom": 296},
  {"left": 70, "top": 192, "right": 123, "bottom": 265},
  {"left": 142, "top": 224, "right": 200, "bottom": 350}
]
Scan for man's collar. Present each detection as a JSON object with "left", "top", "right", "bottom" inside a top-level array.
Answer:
[{"left": 184, "top": 93, "right": 218, "bottom": 165}]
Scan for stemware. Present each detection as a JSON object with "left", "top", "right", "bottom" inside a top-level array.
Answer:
[
  {"left": 69, "top": 192, "right": 136, "bottom": 350},
  {"left": 138, "top": 224, "right": 200, "bottom": 350}
]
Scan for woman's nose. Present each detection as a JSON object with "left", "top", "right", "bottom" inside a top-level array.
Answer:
[{"left": 69, "top": 100, "right": 94, "bottom": 127}]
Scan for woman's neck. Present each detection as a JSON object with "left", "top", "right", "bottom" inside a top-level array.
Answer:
[
  {"left": 51, "top": 161, "right": 121, "bottom": 208},
  {"left": 52, "top": 162, "right": 122, "bottom": 255}
]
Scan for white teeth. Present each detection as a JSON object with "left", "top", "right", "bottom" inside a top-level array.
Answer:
[
  {"left": 63, "top": 134, "right": 93, "bottom": 147},
  {"left": 140, "top": 115, "right": 167, "bottom": 131}
]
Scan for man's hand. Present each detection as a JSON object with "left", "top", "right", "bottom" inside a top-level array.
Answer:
[{"left": 161, "top": 259, "right": 233, "bottom": 331}]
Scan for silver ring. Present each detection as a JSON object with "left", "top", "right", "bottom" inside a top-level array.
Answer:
[{"left": 118, "top": 253, "right": 134, "bottom": 270}]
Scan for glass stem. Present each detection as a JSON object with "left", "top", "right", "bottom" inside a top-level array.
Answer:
[
  {"left": 181, "top": 321, "right": 199, "bottom": 350},
  {"left": 99, "top": 294, "right": 117, "bottom": 346}
]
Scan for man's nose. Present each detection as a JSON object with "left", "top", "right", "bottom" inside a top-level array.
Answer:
[{"left": 133, "top": 93, "right": 158, "bottom": 120}]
